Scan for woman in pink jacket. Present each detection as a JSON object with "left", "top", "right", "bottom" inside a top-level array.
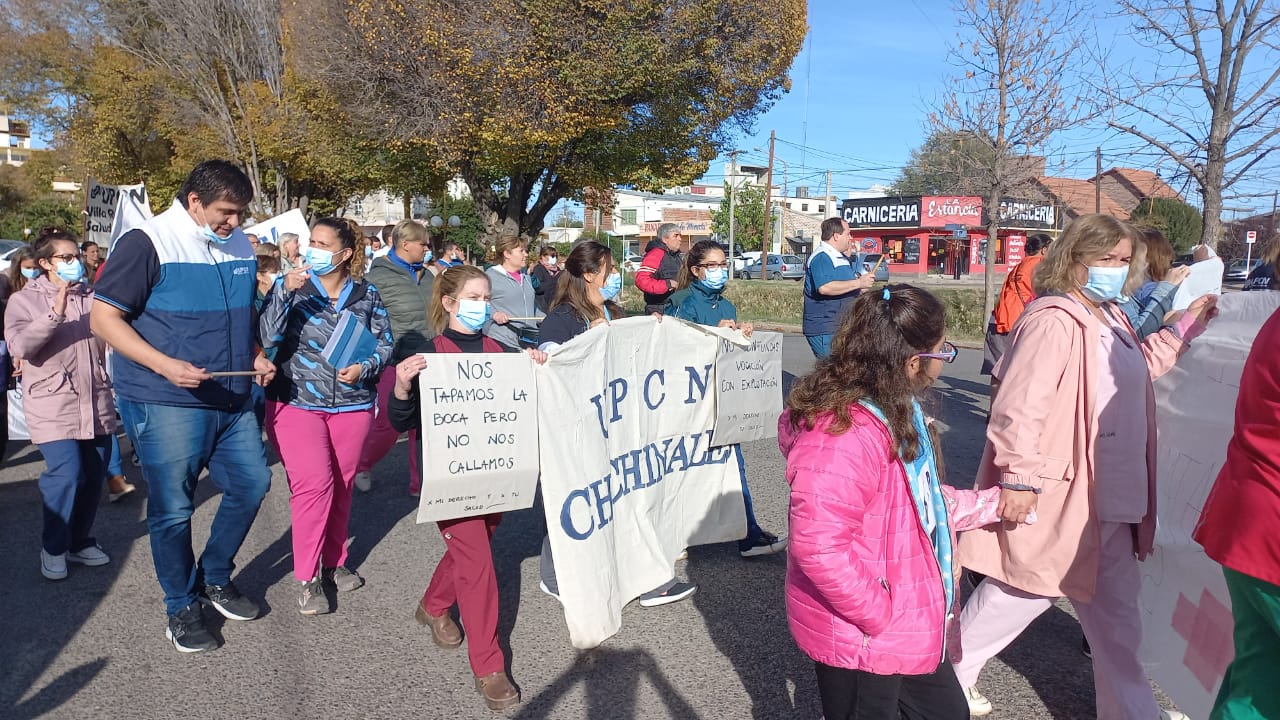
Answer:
[
  {"left": 781, "top": 284, "right": 1004, "bottom": 720},
  {"left": 4, "top": 228, "right": 118, "bottom": 581},
  {"left": 954, "top": 214, "right": 1217, "bottom": 720}
]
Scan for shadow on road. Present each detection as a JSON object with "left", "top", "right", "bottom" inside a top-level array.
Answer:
[{"left": 515, "top": 647, "right": 701, "bottom": 719}]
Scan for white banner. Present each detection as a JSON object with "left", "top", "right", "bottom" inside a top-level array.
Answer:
[
  {"left": 415, "top": 353, "right": 540, "bottom": 523},
  {"left": 712, "top": 331, "right": 783, "bottom": 446},
  {"left": 1141, "top": 291, "right": 1280, "bottom": 719},
  {"left": 85, "top": 180, "right": 150, "bottom": 249},
  {"left": 248, "top": 209, "right": 311, "bottom": 249},
  {"left": 537, "top": 317, "right": 746, "bottom": 648}
]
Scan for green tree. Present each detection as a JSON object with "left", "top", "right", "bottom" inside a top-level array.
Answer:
[
  {"left": 711, "top": 182, "right": 768, "bottom": 252},
  {"left": 301, "top": 0, "right": 807, "bottom": 243},
  {"left": 1129, "top": 197, "right": 1204, "bottom": 253},
  {"left": 890, "top": 131, "right": 1002, "bottom": 196}
]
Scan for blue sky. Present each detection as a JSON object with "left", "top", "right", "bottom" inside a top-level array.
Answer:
[{"left": 702, "top": 0, "right": 1278, "bottom": 218}]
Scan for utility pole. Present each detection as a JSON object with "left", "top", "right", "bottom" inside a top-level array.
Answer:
[
  {"left": 727, "top": 150, "right": 741, "bottom": 279},
  {"left": 1095, "top": 147, "right": 1102, "bottom": 214},
  {"left": 825, "top": 170, "right": 833, "bottom": 218},
  {"left": 763, "top": 130, "right": 775, "bottom": 259},
  {"left": 1270, "top": 190, "right": 1278, "bottom": 245}
]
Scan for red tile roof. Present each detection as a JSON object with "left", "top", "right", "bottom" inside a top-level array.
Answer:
[{"left": 1036, "top": 177, "right": 1130, "bottom": 219}]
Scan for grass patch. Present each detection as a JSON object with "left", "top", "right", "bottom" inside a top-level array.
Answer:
[{"left": 621, "top": 277, "right": 986, "bottom": 343}]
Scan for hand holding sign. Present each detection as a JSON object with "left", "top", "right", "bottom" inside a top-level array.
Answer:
[{"left": 394, "top": 354, "right": 428, "bottom": 400}]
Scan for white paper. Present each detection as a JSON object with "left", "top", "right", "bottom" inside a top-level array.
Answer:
[
  {"left": 537, "top": 317, "right": 746, "bottom": 648},
  {"left": 247, "top": 209, "right": 311, "bottom": 250},
  {"left": 415, "top": 353, "right": 540, "bottom": 523},
  {"left": 712, "top": 331, "right": 783, "bottom": 446},
  {"left": 1171, "top": 257, "right": 1224, "bottom": 310},
  {"left": 1140, "top": 291, "right": 1280, "bottom": 720}
]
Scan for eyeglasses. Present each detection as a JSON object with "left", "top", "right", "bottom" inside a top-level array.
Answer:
[
  {"left": 698, "top": 262, "right": 729, "bottom": 269},
  {"left": 50, "top": 253, "right": 82, "bottom": 263},
  {"left": 916, "top": 341, "right": 958, "bottom": 363}
]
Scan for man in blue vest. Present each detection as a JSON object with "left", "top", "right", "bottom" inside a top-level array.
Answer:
[
  {"left": 803, "top": 217, "right": 876, "bottom": 359},
  {"left": 92, "top": 160, "right": 275, "bottom": 653}
]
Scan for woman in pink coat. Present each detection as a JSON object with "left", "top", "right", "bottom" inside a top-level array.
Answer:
[
  {"left": 954, "top": 214, "right": 1217, "bottom": 720},
  {"left": 4, "top": 228, "right": 118, "bottom": 581},
  {"left": 781, "top": 284, "right": 1005, "bottom": 720}
]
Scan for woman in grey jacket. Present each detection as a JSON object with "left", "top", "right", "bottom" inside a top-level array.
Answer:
[
  {"left": 484, "top": 235, "right": 543, "bottom": 348},
  {"left": 260, "top": 217, "right": 393, "bottom": 615}
]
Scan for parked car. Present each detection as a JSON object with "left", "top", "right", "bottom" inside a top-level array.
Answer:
[
  {"left": 733, "top": 251, "right": 762, "bottom": 278},
  {"left": 857, "top": 253, "right": 892, "bottom": 282},
  {"left": 1224, "top": 258, "right": 1263, "bottom": 282},
  {"left": 740, "top": 253, "right": 805, "bottom": 280},
  {"left": 621, "top": 253, "right": 643, "bottom": 273},
  {"left": 0, "top": 239, "right": 28, "bottom": 273}
]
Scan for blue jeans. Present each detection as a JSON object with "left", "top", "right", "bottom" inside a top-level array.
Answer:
[
  {"left": 735, "top": 445, "right": 765, "bottom": 550},
  {"left": 806, "top": 334, "right": 833, "bottom": 360},
  {"left": 118, "top": 398, "right": 271, "bottom": 616},
  {"left": 36, "top": 436, "right": 111, "bottom": 555},
  {"left": 105, "top": 433, "right": 124, "bottom": 476}
]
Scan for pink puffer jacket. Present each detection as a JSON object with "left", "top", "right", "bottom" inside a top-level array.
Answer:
[{"left": 780, "top": 405, "right": 999, "bottom": 675}]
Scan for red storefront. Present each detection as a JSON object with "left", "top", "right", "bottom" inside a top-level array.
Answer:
[{"left": 839, "top": 196, "right": 1057, "bottom": 276}]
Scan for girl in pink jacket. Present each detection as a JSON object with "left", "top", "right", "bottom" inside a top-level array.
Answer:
[
  {"left": 4, "top": 228, "right": 118, "bottom": 581},
  {"left": 781, "top": 284, "right": 1003, "bottom": 720}
]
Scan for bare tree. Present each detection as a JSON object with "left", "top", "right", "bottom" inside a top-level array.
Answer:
[
  {"left": 1102, "top": 0, "right": 1280, "bottom": 249},
  {"left": 932, "top": 0, "right": 1088, "bottom": 319}
]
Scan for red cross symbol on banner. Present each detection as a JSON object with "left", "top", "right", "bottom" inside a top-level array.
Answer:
[{"left": 1170, "top": 589, "right": 1235, "bottom": 691}]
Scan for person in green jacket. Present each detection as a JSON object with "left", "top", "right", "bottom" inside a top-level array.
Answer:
[
  {"left": 664, "top": 240, "right": 787, "bottom": 558},
  {"left": 356, "top": 219, "right": 435, "bottom": 494}
]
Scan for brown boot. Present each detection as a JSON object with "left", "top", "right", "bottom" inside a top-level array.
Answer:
[
  {"left": 414, "top": 600, "right": 462, "bottom": 648},
  {"left": 107, "top": 475, "right": 136, "bottom": 503},
  {"left": 475, "top": 671, "right": 519, "bottom": 711}
]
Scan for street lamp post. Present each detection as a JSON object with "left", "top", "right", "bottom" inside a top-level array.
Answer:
[{"left": 430, "top": 214, "right": 461, "bottom": 255}]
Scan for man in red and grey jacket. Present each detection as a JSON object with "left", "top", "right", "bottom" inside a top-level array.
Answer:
[{"left": 635, "top": 223, "right": 684, "bottom": 314}]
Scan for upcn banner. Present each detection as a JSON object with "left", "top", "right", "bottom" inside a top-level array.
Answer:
[{"left": 536, "top": 318, "right": 748, "bottom": 648}]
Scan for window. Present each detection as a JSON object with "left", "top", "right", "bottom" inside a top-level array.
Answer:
[
  {"left": 818, "top": 204, "right": 825, "bottom": 214},
  {"left": 350, "top": 198, "right": 364, "bottom": 216},
  {"left": 620, "top": 209, "right": 637, "bottom": 225},
  {"left": 801, "top": 203, "right": 809, "bottom": 212}
]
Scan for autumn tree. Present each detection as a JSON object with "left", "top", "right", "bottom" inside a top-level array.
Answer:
[
  {"left": 890, "top": 131, "right": 1003, "bottom": 196},
  {"left": 711, "top": 182, "right": 769, "bottom": 252},
  {"left": 932, "top": 0, "right": 1087, "bottom": 319},
  {"left": 1129, "top": 197, "right": 1204, "bottom": 253},
  {"left": 297, "top": 0, "right": 807, "bottom": 244},
  {"left": 1101, "top": 0, "right": 1280, "bottom": 249}
]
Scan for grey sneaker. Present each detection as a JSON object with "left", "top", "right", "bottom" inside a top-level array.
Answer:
[
  {"left": 298, "top": 578, "right": 330, "bottom": 616},
  {"left": 202, "top": 581, "right": 260, "bottom": 621},
  {"left": 353, "top": 471, "right": 372, "bottom": 493},
  {"left": 323, "top": 566, "right": 365, "bottom": 592},
  {"left": 67, "top": 544, "right": 111, "bottom": 566},
  {"left": 638, "top": 580, "right": 697, "bottom": 607},
  {"left": 40, "top": 549, "right": 68, "bottom": 581},
  {"left": 166, "top": 603, "right": 218, "bottom": 653}
]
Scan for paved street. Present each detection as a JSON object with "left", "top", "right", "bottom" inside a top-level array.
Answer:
[{"left": 0, "top": 335, "right": 1173, "bottom": 719}]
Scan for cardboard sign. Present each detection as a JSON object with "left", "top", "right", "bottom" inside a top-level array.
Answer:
[
  {"left": 712, "top": 331, "right": 783, "bottom": 446},
  {"left": 85, "top": 179, "right": 151, "bottom": 250},
  {"left": 415, "top": 353, "right": 540, "bottom": 523}
]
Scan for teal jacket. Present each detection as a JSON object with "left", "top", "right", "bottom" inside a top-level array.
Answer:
[{"left": 663, "top": 281, "right": 737, "bottom": 326}]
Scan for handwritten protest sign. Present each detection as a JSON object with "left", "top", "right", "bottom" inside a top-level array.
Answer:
[
  {"left": 537, "top": 317, "right": 746, "bottom": 648},
  {"left": 1171, "top": 256, "right": 1223, "bottom": 311},
  {"left": 85, "top": 179, "right": 151, "bottom": 249},
  {"left": 712, "top": 331, "right": 783, "bottom": 446},
  {"left": 1141, "top": 291, "right": 1280, "bottom": 719},
  {"left": 415, "top": 353, "right": 540, "bottom": 523}
]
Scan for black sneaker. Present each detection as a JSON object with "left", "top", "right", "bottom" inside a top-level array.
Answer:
[
  {"left": 166, "top": 603, "right": 218, "bottom": 653},
  {"left": 738, "top": 530, "right": 789, "bottom": 558},
  {"left": 202, "top": 581, "right": 260, "bottom": 621},
  {"left": 638, "top": 581, "right": 697, "bottom": 608}
]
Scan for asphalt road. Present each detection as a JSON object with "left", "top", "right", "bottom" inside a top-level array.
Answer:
[{"left": 0, "top": 335, "right": 1176, "bottom": 720}]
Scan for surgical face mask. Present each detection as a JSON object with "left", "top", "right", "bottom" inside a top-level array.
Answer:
[
  {"left": 701, "top": 267, "right": 728, "bottom": 290},
  {"left": 197, "top": 206, "right": 231, "bottom": 244},
  {"left": 305, "top": 247, "right": 342, "bottom": 276},
  {"left": 264, "top": 272, "right": 281, "bottom": 284},
  {"left": 1080, "top": 263, "right": 1129, "bottom": 302},
  {"left": 55, "top": 259, "right": 84, "bottom": 283},
  {"left": 365, "top": 245, "right": 374, "bottom": 259},
  {"left": 20, "top": 267, "right": 41, "bottom": 280},
  {"left": 547, "top": 256, "right": 559, "bottom": 267},
  {"left": 454, "top": 299, "right": 491, "bottom": 331},
  {"left": 600, "top": 272, "right": 622, "bottom": 301}
]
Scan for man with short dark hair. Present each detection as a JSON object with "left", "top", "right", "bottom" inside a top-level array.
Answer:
[
  {"left": 802, "top": 217, "right": 875, "bottom": 359},
  {"left": 91, "top": 160, "right": 275, "bottom": 653},
  {"left": 635, "top": 223, "right": 684, "bottom": 314}
]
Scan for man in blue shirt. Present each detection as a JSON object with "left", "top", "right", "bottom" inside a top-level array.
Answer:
[
  {"left": 91, "top": 160, "right": 276, "bottom": 653},
  {"left": 803, "top": 217, "right": 876, "bottom": 358}
]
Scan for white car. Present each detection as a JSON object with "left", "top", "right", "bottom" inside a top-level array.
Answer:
[
  {"left": 622, "top": 253, "right": 643, "bottom": 273},
  {"left": 0, "top": 239, "right": 28, "bottom": 273}
]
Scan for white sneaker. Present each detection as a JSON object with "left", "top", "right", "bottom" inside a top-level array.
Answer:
[
  {"left": 67, "top": 545, "right": 111, "bottom": 566},
  {"left": 965, "top": 686, "right": 992, "bottom": 716},
  {"left": 1160, "top": 710, "right": 1190, "bottom": 720},
  {"left": 353, "top": 471, "right": 372, "bottom": 493},
  {"left": 41, "top": 549, "right": 68, "bottom": 580}
]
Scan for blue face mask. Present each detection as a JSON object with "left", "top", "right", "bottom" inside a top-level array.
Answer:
[
  {"left": 196, "top": 207, "right": 231, "bottom": 244},
  {"left": 20, "top": 267, "right": 41, "bottom": 280},
  {"left": 700, "top": 267, "right": 728, "bottom": 290},
  {"left": 1080, "top": 263, "right": 1129, "bottom": 302},
  {"left": 455, "top": 299, "right": 491, "bottom": 331},
  {"left": 55, "top": 259, "right": 84, "bottom": 283},
  {"left": 600, "top": 272, "right": 622, "bottom": 301},
  {"left": 305, "top": 247, "right": 341, "bottom": 276}
]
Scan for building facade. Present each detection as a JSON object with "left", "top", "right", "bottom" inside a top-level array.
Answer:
[{"left": 1, "top": 112, "right": 32, "bottom": 166}]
